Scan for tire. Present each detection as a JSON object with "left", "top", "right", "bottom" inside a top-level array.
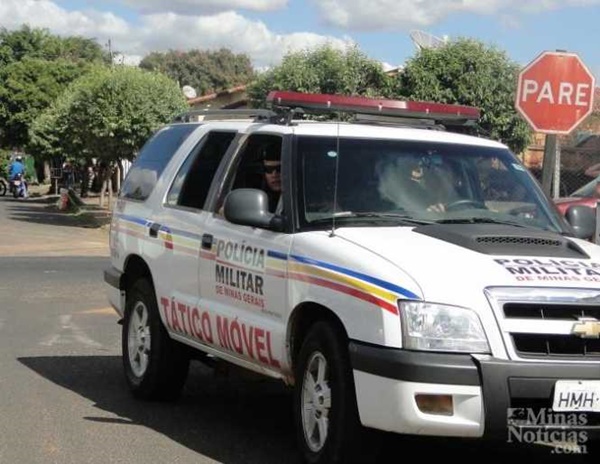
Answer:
[
  {"left": 293, "top": 321, "right": 368, "bottom": 464},
  {"left": 0, "top": 180, "right": 6, "bottom": 197},
  {"left": 122, "top": 278, "right": 190, "bottom": 401}
]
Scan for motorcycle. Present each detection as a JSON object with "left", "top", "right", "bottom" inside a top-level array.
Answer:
[
  {"left": 9, "top": 173, "right": 27, "bottom": 198},
  {"left": 0, "top": 177, "right": 6, "bottom": 196}
]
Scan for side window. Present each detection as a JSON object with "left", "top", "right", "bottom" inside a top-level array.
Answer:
[
  {"left": 167, "top": 131, "right": 236, "bottom": 209},
  {"left": 120, "top": 124, "right": 199, "bottom": 201},
  {"left": 216, "top": 134, "right": 282, "bottom": 214}
]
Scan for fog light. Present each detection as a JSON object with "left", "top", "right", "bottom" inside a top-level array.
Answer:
[{"left": 415, "top": 394, "right": 454, "bottom": 416}]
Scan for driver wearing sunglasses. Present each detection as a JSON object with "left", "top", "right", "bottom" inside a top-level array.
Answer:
[{"left": 261, "top": 143, "right": 282, "bottom": 213}]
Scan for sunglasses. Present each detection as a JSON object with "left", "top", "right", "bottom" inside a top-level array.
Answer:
[{"left": 264, "top": 164, "right": 281, "bottom": 174}]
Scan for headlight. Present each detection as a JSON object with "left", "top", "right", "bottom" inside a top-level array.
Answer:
[{"left": 399, "top": 301, "right": 490, "bottom": 353}]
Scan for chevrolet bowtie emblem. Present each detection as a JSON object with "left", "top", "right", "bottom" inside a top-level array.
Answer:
[{"left": 572, "top": 317, "right": 600, "bottom": 339}]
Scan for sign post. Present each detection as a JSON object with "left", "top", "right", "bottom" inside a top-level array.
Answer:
[{"left": 515, "top": 51, "right": 595, "bottom": 197}]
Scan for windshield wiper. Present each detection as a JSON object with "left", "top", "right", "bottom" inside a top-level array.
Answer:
[
  {"left": 311, "top": 212, "right": 433, "bottom": 226},
  {"left": 436, "top": 217, "right": 528, "bottom": 228}
]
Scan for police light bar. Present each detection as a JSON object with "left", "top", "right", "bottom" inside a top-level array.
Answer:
[{"left": 266, "top": 90, "right": 480, "bottom": 122}]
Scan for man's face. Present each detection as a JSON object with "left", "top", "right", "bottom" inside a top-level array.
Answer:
[
  {"left": 264, "top": 160, "right": 281, "bottom": 192},
  {"left": 410, "top": 160, "right": 423, "bottom": 182}
]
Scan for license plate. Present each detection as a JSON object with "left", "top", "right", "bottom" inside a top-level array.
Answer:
[{"left": 553, "top": 380, "right": 600, "bottom": 412}]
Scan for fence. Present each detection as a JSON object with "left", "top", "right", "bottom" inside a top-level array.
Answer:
[{"left": 522, "top": 133, "right": 600, "bottom": 198}]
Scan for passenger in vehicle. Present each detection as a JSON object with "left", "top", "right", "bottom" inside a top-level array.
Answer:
[
  {"left": 260, "top": 142, "right": 282, "bottom": 213},
  {"left": 376, "top": 156, "right": 447, "bottom": 213}
]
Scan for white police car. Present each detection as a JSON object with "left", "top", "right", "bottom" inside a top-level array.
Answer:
[{"left": 105, "top": 91, "right": 600, "bottom": 462}]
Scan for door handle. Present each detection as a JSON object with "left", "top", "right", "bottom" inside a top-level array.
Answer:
[
  {"left": 201, "top": 233, "right": 213, "bottom": 250},
  {"left": 149, "top": 223, "right": 161, "bottom": 238}
]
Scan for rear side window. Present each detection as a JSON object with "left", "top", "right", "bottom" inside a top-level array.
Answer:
[
  {"left": 167, "top": 131, "right": 237, "bottom": 209},
  {"left": 120, "top": 124, "right": 198, "bottom": 201}
]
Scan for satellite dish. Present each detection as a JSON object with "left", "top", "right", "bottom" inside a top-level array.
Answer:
[
  {"left": 182, "top": 85, "right": 197, "bottom": 99},
  {"left": 410, "top": 30, "right": 447, "bottom": 50}
]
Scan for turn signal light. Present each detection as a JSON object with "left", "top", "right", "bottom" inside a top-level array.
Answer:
[{"left": 415, "top": 394, "right": 454, "bottom": 416}]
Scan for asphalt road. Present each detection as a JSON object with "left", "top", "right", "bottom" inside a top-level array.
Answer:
[{"left": 0, "top": 191, "right": 593, "bottom": 463}]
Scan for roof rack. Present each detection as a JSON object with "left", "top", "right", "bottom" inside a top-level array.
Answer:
[
  {"left": 353, "top": 113, "right": 443, "bottom": 130},
  {"left": 173, "top": 108, "right": 277, "bottom": 123},
  {"left": 266, "top": 90, "right": 480, "bottom": 128}
]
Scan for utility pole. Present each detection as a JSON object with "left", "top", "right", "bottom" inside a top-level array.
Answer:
[{"left": 107, "top": 39, "right": 113, "bottom": 65}]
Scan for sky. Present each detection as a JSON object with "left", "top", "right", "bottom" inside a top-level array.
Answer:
[{"left": 0, "top": 0, "right": 598, "bottom": 85}]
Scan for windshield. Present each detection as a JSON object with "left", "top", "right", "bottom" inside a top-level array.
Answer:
[{"left": 296, "top": 135, "right": 567, "bottom": 233}]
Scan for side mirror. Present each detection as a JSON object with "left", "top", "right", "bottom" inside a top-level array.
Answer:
[
  {"left": 223, "top": 188, "right": 283, "bottom": 231},
  {"left": 565, "top": 205, "right": 596, "bottom": 241}
]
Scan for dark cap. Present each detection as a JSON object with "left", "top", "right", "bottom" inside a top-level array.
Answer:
[{"left": 260, "top": 142, "right": 280, "bottom": 161}]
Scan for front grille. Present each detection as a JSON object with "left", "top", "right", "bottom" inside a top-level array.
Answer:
[
  {"left": 512, "top": 334, "right": 600, "bottom": 358},
  {"left": 485, "top": 287, "right": 600, "bottom": 362},
  {"left": 504, "top": 303, "right": 600, "bottom": 320}
]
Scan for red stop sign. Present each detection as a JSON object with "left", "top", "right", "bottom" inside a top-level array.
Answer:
[{"left": 515, "top": 51, "right": 595, "bottom": 134}]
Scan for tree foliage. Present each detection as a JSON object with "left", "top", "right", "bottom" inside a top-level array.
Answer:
[
  {"left": 140, "top": 48, "right": 254, "bottom": 96},
  {"left": 247, "top": 44, "right": 391, "bottom": 107},
  {"left": 0, "top": 26, "right": 108, "bottom": 149},
  {"left": 396, "top": 38, "right": 531, "bottom": 153},
  {"left": 0, "top": 25, "right": 107, "bottom": 67},
  {"left": 0, "top": 58, "right": 88, "bottom": 148},
  {"left": 30, "top": 66, "right": 188, "bottom": 163}
]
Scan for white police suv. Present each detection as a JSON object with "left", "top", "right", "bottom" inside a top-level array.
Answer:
[{"left": 105, "top": 91, "right": 600, "bottom": 462}]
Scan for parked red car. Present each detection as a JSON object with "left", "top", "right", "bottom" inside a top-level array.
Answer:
[{"left": 554, "top": 178, "right": 600, "bottom": 215}]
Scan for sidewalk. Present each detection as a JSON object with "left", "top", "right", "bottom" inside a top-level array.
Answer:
[
  {"left": 0, "top": 184, "right": 110, "bottom": 257},
  {"left": 29, "top": 184, "right": 113, "bottom": 229}
]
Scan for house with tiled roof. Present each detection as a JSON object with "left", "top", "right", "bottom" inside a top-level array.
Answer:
[{"left": 186, "top": 84, "right": 248, "bottom": 110}]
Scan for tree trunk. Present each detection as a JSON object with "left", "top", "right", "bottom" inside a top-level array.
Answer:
[
  {"left": 100, "top": 177, "right": 108, "bottom": 208},
  {"left": 116, "top": 159, "right": 124, "bottom": 192},
  {"left": 108, "top": 176, "right": 113, "bottom": 208}
]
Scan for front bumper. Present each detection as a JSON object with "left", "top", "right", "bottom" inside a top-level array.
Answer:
[
  {"left": 104, "top": 266, "right": 124, "bottom": 317},
  {"left": 350, "top": 341, "right": 600, "bottom": 440}
]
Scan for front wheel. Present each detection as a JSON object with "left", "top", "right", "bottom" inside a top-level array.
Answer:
[
  {"left": 0, "top": 180, "right": 6, "bottom": 196},
  {"left": 122, "top": 278, "right": 190, "bottom": 401},
  {"left": 293, "top": 321, "right": 368, "bottom": 464}
]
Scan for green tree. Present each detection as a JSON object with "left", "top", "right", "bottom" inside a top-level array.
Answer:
[
  {"left": 28, "top": 92, "right": 69, "bottom": 163},
  {"left": 0, "top": 25, "right": 107, "bottom": 66},
  {"left": 0, "top": 57, "right": 89, "bottom": 148},
  {"left": 247, "top": 44, "right": 391, "bottom": 107},
  {"left": 140, "top": 48, "right": 254, "bottom": 96},
  {"left": 31, "top": 66, "right": 188, "bottom": 163},
  {"left": 0, "top": 26, "right": 109, "bottom": 149},
  {"left": 396, "top": 38, "right": 531, "bottom": 153}
]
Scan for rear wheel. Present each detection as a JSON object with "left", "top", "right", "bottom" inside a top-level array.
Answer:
[
  {"left": 0, "top": 180, "right": 6, "bottom": 196},
  {"left": 122, "top": 278, "right": 190, "bottom": 401},
  {"left": 293, "top": 321, "right": 368, "bottom": 464}
]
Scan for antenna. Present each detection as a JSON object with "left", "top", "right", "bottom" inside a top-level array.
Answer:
[
  {"left": 410, "top": 30, "right": 447, "bottom": 51},
  {"left": 182, "top": 85, "right": 197, "bottom": 99}
]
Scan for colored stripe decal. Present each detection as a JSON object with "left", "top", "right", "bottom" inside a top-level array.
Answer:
[
  {"left": 116, "top": 214, "right": 417, "bottom": 302},
  {"left": 266, "top": 269, "right": 287, "bottom": 279},
  {"left": 289, "top": 254, "right": 418, "bottom": 299},
  {"left": 288, "top": 272, "right": 398, "bottom": 315},
  {"left": 117, "top": 214, "right": 149, "bottom": 226},
  {"left": 289, "top": 262, "right": 397, "bottom": 304},
  {"left": 267, "top": 250, "right": 288, "bottom": 260}
]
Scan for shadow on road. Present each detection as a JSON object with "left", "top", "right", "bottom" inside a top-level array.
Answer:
[
  {"left": 17, "top": 355, "right": 586, "bottom": 464},
  {"left": 2, "top": 197, "right": 101, "bottom": 228},
  {"left": 18, "top": 356, "right": 301, "bottom": 464}
]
